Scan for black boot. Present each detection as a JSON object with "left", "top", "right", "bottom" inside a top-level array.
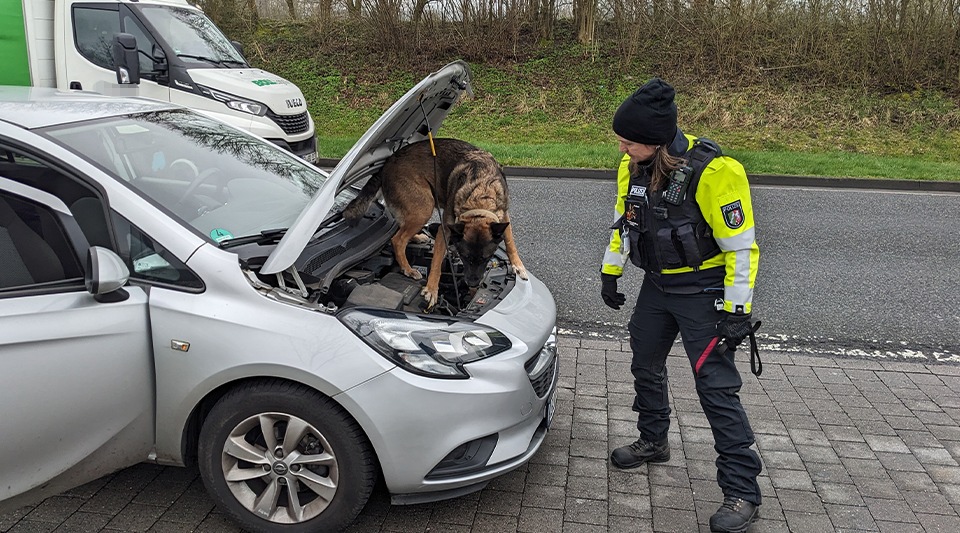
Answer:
[
  {"left": 709, "top": 497, "right": 759, "bottom": 532},
  {"left": 610, "top": 437, "right": 670, "bottom": 468}
]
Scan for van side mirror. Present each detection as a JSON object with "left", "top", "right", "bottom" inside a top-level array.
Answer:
[
  {"left": 230, "top": 40, "right": 244, "bottom": 57},
  {"left": 112, "top": 33, "right": 141, "bottom": 85}
]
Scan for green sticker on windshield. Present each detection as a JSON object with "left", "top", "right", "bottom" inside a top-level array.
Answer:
[{"left": 210, "top": 228, "right": 233, "bottom": 242}]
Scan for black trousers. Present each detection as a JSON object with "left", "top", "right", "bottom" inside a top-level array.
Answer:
[{"left": 627, "top": 276, "right": 762, "bottom": 505}]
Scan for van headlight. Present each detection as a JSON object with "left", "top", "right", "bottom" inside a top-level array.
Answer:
[
  {"left": 339, "top": 308, "right": 511, "bottom": 379},
  {"left": 196, "top": 84, "right": 267, "bottom": 116}
]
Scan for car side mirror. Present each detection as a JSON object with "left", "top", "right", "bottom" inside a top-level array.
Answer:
[
  {"left": 112, "top": 33, "right": 141, "bottom": 85},
  {"left": 85, "top": 246, "right": 131, "bottom": 303},
  {"left": 230, "top": 40, "right": 244, "bottom": 57},
  {"left": 151, "top": 44, "right": 168, "bottom": 73}
]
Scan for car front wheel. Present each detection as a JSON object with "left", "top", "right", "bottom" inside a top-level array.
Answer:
[{"left": 198, "top": 380, "right": 376, "bottom": 532}]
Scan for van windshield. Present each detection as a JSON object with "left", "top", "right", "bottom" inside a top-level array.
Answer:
[
  {"left": 43, "top": 109, "right": 337, "bottom": 243},
  {"left": 137, "top": 6, "right": 246, "bottom": 66}
]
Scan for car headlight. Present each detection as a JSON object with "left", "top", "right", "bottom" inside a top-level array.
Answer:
[
  {"left": 339, "top": 308, "right": 512, "bottom": 379},
  {"left": 196, "top": 84, "right": 267, "bottom": 116}
]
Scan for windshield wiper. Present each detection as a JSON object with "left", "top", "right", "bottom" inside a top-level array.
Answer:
[
  {"left": 176, "top": 54, "right": 227, "bottom": 67},
  {"left": 219, "top": 212, "right": 344, "bottom": 250},
  {"left": 218, "top": 228, "right": 287, "bottom": 249}
]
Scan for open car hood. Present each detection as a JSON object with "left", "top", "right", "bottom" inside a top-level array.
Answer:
[{"left": 260, "top": 60, "right": 473, "bottom": 275}]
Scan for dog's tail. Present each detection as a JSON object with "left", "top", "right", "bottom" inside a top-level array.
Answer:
[{"left": 342, "top": 173, "right": 383, "bottom": 226}]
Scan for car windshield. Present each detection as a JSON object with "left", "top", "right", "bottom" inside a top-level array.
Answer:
[
  {"left": 43, "top": 108, "right": 328, "bottom": 242},
  {"left": 137, "top": 6, "right": 246, "bottom": 65}
]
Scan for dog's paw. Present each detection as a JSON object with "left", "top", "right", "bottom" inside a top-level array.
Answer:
[
  {"left": 402, "top": 267, "right": 423, "bottom": 280},
  {"left": 421, "top": 286, "right": 439, "bottom": 310},
  {"left": 411, "top": 233, "right": 431, "bottom": 244},
  {"left": 512, "top": 263, "right": 529, "bottom": 280}
]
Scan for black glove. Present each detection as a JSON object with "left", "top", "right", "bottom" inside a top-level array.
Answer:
[
  {"left": 717, "top": 312, "right": 753, "bottom": 350},
  {"left": 601, "top": 273, "right": 626, "bottom": 310}
]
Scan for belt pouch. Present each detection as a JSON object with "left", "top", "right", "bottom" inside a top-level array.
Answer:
[
  {"left": 676, "top": 225, "right": 702, "bottom": 266},
  {"left": 657, "top": 227, "right": 682, "bottom": 268}
]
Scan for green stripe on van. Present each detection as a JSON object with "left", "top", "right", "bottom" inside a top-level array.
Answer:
[{"left": 0, "top": 0, "right": 31, "bottom": 85}]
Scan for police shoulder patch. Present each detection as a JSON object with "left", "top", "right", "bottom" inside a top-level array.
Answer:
[{"left": 721, "top": 200, "right": 745, "bottom": 229}]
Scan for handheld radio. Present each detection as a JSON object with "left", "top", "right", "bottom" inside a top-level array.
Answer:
[{"left": 662, "top": 166, "right": 693, "bottom": 205}]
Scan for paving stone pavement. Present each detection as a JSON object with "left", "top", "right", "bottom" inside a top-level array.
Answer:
[{"left": 4, "top": 332, "right": 960, "bottom": 533}]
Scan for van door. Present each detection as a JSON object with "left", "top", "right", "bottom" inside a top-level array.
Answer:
[
  {"left": 62, "top": 1, "right": 169, "bottom": 100},
  {"left": 0, "top": 176, "right": 154, "bottom": 512}
]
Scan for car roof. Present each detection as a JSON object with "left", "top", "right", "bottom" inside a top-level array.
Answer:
[{"left": 0, "top": 86, "right": 179, "bottom": 130}]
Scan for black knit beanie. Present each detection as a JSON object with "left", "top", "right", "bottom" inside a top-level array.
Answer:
[{"left": 612, "top": 78, "right": 677, "bottom": 145}]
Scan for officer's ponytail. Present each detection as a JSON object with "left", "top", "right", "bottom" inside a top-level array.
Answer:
[{"left": 649, "top": 145, "right": 684, "bottom": 191}]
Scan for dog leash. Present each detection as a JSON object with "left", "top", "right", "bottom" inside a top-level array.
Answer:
[{"left": 715, "top": 321, "right": 763, "bottom": 377}]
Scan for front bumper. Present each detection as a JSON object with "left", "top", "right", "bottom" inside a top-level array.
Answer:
[
  {"left": 337, "top": 274, "right": 558, "bottom": 500},
  {"left": 266, "top": 134, "right": 318, "bottom": 163}
]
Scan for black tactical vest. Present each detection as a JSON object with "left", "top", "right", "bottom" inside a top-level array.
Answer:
[{"left": 620, "top": 139, "right": 722, "bottom": 272}]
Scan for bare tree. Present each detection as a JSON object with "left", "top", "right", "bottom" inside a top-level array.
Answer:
[
  {"left": 245, "top": 0, "right": 260, "bottom": 25},
  {"left": 284, "top": 0, "right": 298, "bottom": 19},
  {"left": 609, "top": 0, "right": 649, "bottom": 66},
  {"left": 345, "top": 0, "right": 363, "bottom": 19},
  {"left": 530, "top": 0, "right": 556, "bottom": 40},
  {"left": 315, "top": 0, "right": 335, "bottom": 24},
  {"left": 412, "top": 0, "right": 432, "bottom": 23},
  {"left": 574, "top": 0, "right": 598, "bottom": 45}
]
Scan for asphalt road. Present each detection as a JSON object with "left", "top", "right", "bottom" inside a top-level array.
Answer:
[{"left": 504, "top": 177, "right": 960, "bottom": 363}]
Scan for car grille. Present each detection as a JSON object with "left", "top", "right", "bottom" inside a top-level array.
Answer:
[
  {"left": 267, "top": 110, "right": 310, "bottom": 135},
  {"left": 527, "top": 356, "right": 557, "bottom": 397},
  {"left": 525, "top": 335, "right": 558, "bottom": 398}
]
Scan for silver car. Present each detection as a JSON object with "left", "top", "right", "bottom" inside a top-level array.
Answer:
[{"left": 0, "top": 61, "right": 558, "bottom": 532}]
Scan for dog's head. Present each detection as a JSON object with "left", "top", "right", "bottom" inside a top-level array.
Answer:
[{"left": 448, "top": 220, "right": 509, "bottom": 287}]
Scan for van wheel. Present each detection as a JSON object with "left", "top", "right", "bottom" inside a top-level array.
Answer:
[{"left": 198, "top": 380, "right": 376, "bottom": 532}]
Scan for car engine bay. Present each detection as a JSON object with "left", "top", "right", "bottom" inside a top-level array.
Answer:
[
  {"left": 325, "top": 236, "right": 515, "bottom": 319},
  {"left": 239, "top": 203, "right": 517, "bottom": 319}
]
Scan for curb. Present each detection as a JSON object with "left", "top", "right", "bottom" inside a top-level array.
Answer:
[
  {"left": 500, "top": 166, "right": 960, "bottom": 192},
  {"left": 315, "top": 158, "right": 960, "bottom": 193}
]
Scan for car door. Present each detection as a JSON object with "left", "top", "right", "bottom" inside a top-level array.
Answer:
[
  {"left": 64, "top": 2, "right": 170, "bottom": 100},
  {"left": 0, "top": 177, "right": 154, "bottom": 512}
]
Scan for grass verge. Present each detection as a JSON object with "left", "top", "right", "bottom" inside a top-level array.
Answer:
[{"left": 247, "top": 25, "right": 960, "bottom": 182}]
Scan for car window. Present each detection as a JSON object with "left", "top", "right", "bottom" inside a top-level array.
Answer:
[
  {"left": 0, "top": 191, "right": 84, "bottom": 293},
  {"left": 112, "top": 213, "right": 203, "bottom": 291},
  {"left": 122, "top": 13, "right": 160, "bottom": 78},
  {"left": 0, "top": 145, "right": 201, "bottom": 292},
  {"left": 44, "top": 110, "right": 329, "bottom": 241},
  {"left": 73, "top": 6, "right": 121, "bottom": 70},
  {"left": 0, "top": 146, "right": 112, "bottom": 249}
]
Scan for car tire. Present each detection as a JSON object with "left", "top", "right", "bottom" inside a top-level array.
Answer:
[{"left": 197, "top": 379, "right": 377, "bottom": 532}]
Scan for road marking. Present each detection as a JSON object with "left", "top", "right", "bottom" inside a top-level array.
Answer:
[{"left": 557, "top": 327, "right": 960, "bottom": 364}]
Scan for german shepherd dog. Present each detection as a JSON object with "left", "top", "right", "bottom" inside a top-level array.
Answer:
[{"left": 342, "top": 138, "right": 527, "bottom": 310}]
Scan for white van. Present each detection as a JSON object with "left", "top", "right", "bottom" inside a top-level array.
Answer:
[{"left": 2, "top": 0, "right": 318, "bottom": 162}]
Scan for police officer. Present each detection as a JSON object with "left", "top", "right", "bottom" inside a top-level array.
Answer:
[{"left": 600, "top": 78, "right": 763, "bottom": 533}]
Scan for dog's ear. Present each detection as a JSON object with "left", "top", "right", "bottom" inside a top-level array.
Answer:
[
  {"left": 448, "top": 222, "right": 466, "bottom": 242},
  {"left": 490, "top": 222, "right": 509, "bottom": 242}
]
